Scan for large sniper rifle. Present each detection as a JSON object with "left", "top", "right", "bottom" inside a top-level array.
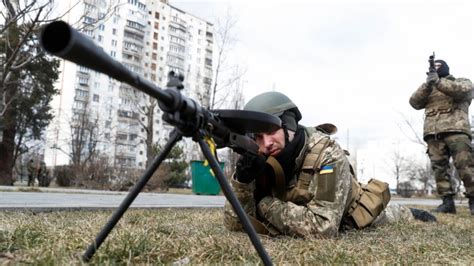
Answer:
[{"left": 40, "top": 21, "right": 279, "bottom": 265}]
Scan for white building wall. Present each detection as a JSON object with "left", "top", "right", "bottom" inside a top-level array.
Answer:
[{"left": 45, "top": 0, "right": 214, "bottom": 168}]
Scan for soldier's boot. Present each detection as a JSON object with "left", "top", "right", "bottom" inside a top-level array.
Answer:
[
  {"left": 409, "top": 208, "right": 437, "bottom": 222},
  {"left": 468, "top": 197, "right": 474, "bottom": 215},
  {"left": 433, "top": 195, "right": 456, "bottom": 214}
]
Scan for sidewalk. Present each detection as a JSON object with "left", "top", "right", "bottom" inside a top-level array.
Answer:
[{"left": 2, "top": 182, "right": 129, "bottom": 195}]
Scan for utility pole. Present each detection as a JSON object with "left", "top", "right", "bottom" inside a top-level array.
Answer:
[{"left": 346, "top": 129, "right": 350, "bottom": 151}]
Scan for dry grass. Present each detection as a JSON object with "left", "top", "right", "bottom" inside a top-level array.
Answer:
[{"left": 0, "top": 206, "right": 472, "bottom": 264}]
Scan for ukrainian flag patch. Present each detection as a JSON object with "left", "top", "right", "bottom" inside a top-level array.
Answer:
[{"left": 319, "top": 165, "right": 334, "bottom": 174}]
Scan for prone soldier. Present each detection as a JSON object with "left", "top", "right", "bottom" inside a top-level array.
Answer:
[{"left": 224, "top": 92, "right": 436, "bottom": 238}]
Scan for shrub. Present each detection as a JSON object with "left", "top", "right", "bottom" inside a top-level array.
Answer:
[{"left": 54, "top": 165, "right": 75, "bottom": 187}]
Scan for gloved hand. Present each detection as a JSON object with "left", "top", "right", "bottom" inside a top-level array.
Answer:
[
  {"left": 235, "top": 154, "right": 267, "bottom": 183},
  {"left": 426, "top": 71, "right": 439, "bottom": 85}
]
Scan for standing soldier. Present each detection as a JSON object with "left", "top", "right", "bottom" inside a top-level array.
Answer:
[
  {"left": 26, "top": 159, "right": 36, "bottom": 186},
  {"left": 37, "top": 161, "right": 49, "bottom": 187},
  {"left": 409, "top": 57, "right": 474, "bottom": 215}
]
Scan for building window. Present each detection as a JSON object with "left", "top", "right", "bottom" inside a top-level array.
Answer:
[
  {"left": 78, "top": 77, "right": 89, "bottom": 85},
  {"left": 93, "top": 94, "right": 99, "bottom": 102},
  {"left": 112, "top": 28, "right": 117, "bottom": 35},
  {"left": 152, "top": 53, "right": 157, "bottom": 60},
  {"left": 84, "top": 16, "right": 96, "bottom": 24},
  {"left": 154, "top": 22, "right": 159, "bottom": 29}
]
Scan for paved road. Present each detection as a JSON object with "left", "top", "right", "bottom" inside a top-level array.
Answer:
[
  {"left": 0, "top": 185, "right": 468, "bottom": 211},
  {"left": 0, "top": 186, "right": 225, "bottom": 211}
]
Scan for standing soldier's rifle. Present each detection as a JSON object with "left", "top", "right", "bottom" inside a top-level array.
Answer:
[
  {"left": 428, "top": 52, "right": 436, "bottom": 74},
  {"left": 40, "top": 21, "right": 278, "bottom": 266}
]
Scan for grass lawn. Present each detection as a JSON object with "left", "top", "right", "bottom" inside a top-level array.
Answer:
[{"left": 0, "top": 206, "right": 472, "bottom": 264}]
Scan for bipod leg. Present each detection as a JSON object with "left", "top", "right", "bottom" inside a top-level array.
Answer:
[
  {"left": 82, "top": 130, "right": 182, "bottom": 262},
  {"left": 197, "top": 138, "right": 272, "bottom": 266}
]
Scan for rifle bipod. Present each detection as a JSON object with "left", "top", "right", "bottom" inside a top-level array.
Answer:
[{"left": 81, "top": 129, "right": 272, "bottom": 265}]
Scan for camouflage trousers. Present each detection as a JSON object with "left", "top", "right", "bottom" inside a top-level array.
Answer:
[
  {"left": 372, "top": 203, "right": 413, "bottom": 226},
  {"left": 426, "top": 133, "right": 474, "bottom": 197},
  {"left": 255, "top": 200, "right": 414, "bottom": 236}
]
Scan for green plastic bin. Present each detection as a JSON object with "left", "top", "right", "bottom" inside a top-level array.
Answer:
[{"left": 191, "top": 160, "right": 224, "bottom": 195}]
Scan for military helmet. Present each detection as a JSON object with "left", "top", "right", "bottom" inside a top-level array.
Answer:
[{"left": 244, "top": 91, "right": 302, "bottom": 131}]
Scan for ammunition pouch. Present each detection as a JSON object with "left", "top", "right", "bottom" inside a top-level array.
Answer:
[
  {"left": 425, "top": 91, "right": 454, "bottom": 117},
  {"left": 425, "top": 107, "right": 452, "bottom": 117},
  {"left": 346, "top": 178, "right": 391, "bottom": 229}
]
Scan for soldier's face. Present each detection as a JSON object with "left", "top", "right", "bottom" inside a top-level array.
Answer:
[{"left": 255, "top": 128, "right": 286, "bottom": 156}]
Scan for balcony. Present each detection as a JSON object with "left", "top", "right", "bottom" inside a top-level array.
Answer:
[{"left": 125, "top": 20, "right": 145, "bottom": 34}]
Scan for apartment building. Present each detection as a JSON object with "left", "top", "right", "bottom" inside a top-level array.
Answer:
[{"left": 44, "top": 0, "right": 214, "bottom": 169}]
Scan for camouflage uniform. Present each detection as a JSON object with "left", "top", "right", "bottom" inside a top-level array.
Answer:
[
  {"left": 409, "top": 75, "right": 474, "bottom": 197},
  {"left": 37, "top": 161, "right": 49, "bottom": 187},
  {"left": 26, "top": 160, "right": 36, "bottom": 186},
  {"left": 224, "top": 127, "right": 413, "bottom": 238}
]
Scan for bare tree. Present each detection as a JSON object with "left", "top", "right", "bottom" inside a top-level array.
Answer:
[
  {"left": 385, "top": 149, "right": 406, "bottom": 194},
  {"left": 69, "top": 109, "right": 100, "bottom": 169},
  {"left": 0, "top": 0, "right": 119, "bottom": 185},
  {"left": 225, "top": 78, "right": 246, "bottom": 175},
  {"left": 396, "top": 112, "right": 426, "bottom": 148},
  {"left": 207, "top": 7, "right": 246, "bottom": 110},
  {"left": 118, "top": 85, "right": 157, "bottom": 167},
  {"left": 0, "top": 0, "right": 60, "bottom": 185},
  {"left": 395, "top": 112, "right": 436, "bottom": 193},
  {"left": 404, "top": 158, "right": 433, "bottom": 194}
]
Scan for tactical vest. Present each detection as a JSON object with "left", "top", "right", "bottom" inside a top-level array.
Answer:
[
  {"left": 425, "top": 89, "right": 456, "bottom": 117},
  {"left": 422, "top": 76, "right": 472, "bottom": 138},
  {"left": 251, "top": 128, "right": 390, "bottom": 234},
  {"left": 282, "top": 133, "right": 390, "bottom": 229}
]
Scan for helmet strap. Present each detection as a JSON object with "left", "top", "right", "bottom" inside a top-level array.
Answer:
[{"left": 282, "top": 122, "right": 290, "bottom": 145}]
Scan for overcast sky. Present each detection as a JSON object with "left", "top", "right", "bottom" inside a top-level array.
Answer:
[{"left": 172, "top": 0, "right": 474, "bottom": 151}]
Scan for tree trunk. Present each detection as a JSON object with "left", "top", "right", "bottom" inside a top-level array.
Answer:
[
  {"left": 145, "top": 99, "right": 156, "bottom": 167},
  {"left": 0, "top": 90, "right": 17, "bottom": 185}
]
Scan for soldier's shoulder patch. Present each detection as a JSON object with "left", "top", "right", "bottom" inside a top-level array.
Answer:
[{"left": 319, "top": 165, "right": 334, "bottom": 174}]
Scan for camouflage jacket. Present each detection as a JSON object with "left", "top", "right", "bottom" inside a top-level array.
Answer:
[
  {"left": 223, "top": 126, "right": 353, "bottom": 238},
  {"left": 27, "top": 161, "right": 36, "bottom": 174},
  {"left": 409, "top": 75, "right": 473, "bottom": 139}
]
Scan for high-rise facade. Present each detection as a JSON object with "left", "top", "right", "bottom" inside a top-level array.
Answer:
[{"left": 44, "top": 0, "right": 214, "bottom": 169}]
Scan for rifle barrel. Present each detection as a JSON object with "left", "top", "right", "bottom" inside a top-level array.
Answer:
[{"left": 40, "top": 20, "right": 173, "bottom": 106}]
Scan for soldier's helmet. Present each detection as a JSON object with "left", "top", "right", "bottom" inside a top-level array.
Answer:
[{"left": 244, "top": 91, "right": 301, "bottom": 131}]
